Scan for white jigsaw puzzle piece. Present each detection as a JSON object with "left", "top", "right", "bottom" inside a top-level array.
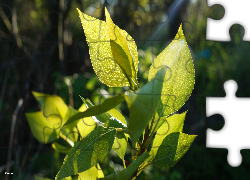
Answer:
[
  {"left": 206, "top": 80, "right": 250, "bottom": 167},
  {"left": 207, "top": 0, "right": 250, "bottom": 41}
]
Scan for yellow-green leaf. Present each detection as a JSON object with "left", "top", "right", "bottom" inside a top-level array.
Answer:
[
  {"left": 61, "top": 107, "right": 80, "bottom": 143},
  {"left": 149, "top": 112, "right": 187, "bottom": 162},
  {"left": 112, "top": 137, "right": 127, "bottom": 160},
  {"left": 105, "top": 7, "right": 138, "bottom": 89},
  {"left": 77, "top": 8, "right": 138, "bottom": 87},
  {"left": 26, "top": 111, "right": 60, "bottom": 143},
  {"left": 153, "top": 132, "right": 196, "bottom": 167},
  {"left": 52, "top": 141, "right": 71, "bottom": 154},
  {"left": 125, "top": 67, "right": 167, "bottom": 147},
  {"left": 110, "top": 40, "right": 138, "bottom": 89},
  {"left": 32, "top": 91, "right": 68, "bottom": 123},
  {"left": 56, "top": 126, "right": 116, "bottom": 180},
  {"left": 148, "top": 24, "right": 195, "bottom": 117},
  {"left": 107, "top": 108, "right": 127, "bottom": 126},
  {"left": 77, "top": 163, "right": 103, "bottom": 180},
  {"left": 27, "top": 92, "right": 80, "bottom": 144},
  {"left": 77, "top": 103, "right": 96, "bottom": 139}
]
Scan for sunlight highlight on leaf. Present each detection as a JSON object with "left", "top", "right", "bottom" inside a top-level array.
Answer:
[
  {"left": 77, "top": 8, "right": 138, "bottom": 87},
  {"left": 148, "top": 24, "right": 195, "bottom": 117}
]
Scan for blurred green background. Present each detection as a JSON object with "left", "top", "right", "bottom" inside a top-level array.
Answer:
[{"left": 1, "top": 0, "right": 250, "bottom": 179}]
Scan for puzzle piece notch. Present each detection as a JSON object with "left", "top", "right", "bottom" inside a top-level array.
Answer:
[
  {"left": 206, "top": 80, "right": 250, "bottom": 167},
  {"left": 207, "top": 0, "right": 250, "bottom": 41}
]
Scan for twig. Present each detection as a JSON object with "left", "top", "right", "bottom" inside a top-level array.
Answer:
[
  {"left": 0, "top": 7, "right": 12, "bottom": 32},
  {"left": 58, "top": 0, "right": 64, "bottom": 62},
  {"left": 5, "top": 98, "right": 23, "bottom": 180},
  {"left": 0, "top": 161, "right": 14, "bottom": 173},
  {"left": 125, "top": 136, "right": 135, "bottom": 160},
  {"left": 12, "top": 8, "right": 22, "bottom": 48}
]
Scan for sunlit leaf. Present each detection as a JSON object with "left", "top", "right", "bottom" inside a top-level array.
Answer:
[
  {"left": 148, "top": 24, "right": 195, "bottom": 117},
  {"left": 105, "top": 6, "right": 138, "bottom": 88},
  {"left": 32, "top": 91, "right": 68, "bottom": 123},
  {"left": 77, "top": 102, "right": 96, "bottom": 139},
  {"left": 56, "top": 126, "right": 116, "bottom": 180},
  {"left": 149, "top": 112, "right": 187, "bottom": 162},
  {"left": 28, "top": 92, "right": 86, "bottom": 144},
  {"left": 77, "top": 8, "right": 138, "bottom": 87},
  {"left": 97, "top": 163, "right": 105, "bottom": 178},
  {"left": 52, "top": 141, "right": 72, "bottom": 154},
  {"left": 152, "top": 132, "right": 196, "bottom": 167},
  {"left": 26, "top": 111, "right": 60, "bottom": 143},
  {"left": 99, "top": 152, "right": 149, "bottom": 180},
  {"left": 110, "top": 40, "right": 138, "bottom": 89},
  {"left": 64, "top": 94, "right": 125, "bottom": 127},
  {"left": 125, "top": 67, "right": 167, "bottom": 147},
  {"left": 85, "top": 100, "right": 127, "bottom": 129},
  {"left": 61, "top": 107, "right": 80, "bottom": 142},
  {"left": 107, "top": 108, "right": 127, "bottom": 126},
  {"left": 77, "top": 163, "right": 103, "bottom": 180},
  {"left": 112, "top": 137, "right": 127, "bottom": 160}
]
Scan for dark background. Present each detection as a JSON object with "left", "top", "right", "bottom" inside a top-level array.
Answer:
[{"left": 1, "top": 0, "right": 250, "bottom": 179}]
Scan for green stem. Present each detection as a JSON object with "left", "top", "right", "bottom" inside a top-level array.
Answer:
[
  {"left": 60, "top": 133, "right": 74, "bottom": 147},
  {"left": 145, "top": 115, "right": 161, "bottom": 151},
  {"left": 137, "top": 161, "right": 152, "bottom": 175},
  {"left": 122, "top": 159, "right": 126, "bottom": 169},
  {"left": 125, "top": 136, "right": 135, "bottom": 160}
]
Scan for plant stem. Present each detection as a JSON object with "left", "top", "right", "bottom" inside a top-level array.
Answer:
[
  {"left": 60, "top": 133, "right": 74, "bottom": 147},
  {"left": 145, "top": 115, "right": 161, "bottom": 151},
  {"left": 122, "top": 159, "right": 126, "bottom": 169},
  {"left": 125, "top": 136, "right": 135, "bottom": 160}
]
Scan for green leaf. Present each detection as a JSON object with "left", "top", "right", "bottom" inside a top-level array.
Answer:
[
  {"left": 148, "top": 24, "right": 195, "bottom": 117},
  {"left": 84, "top": 100, "right": 127, "bottom": 129},
  {"left": 77, "top": 163, "right": 104, "bottom": 180},
  {"left": 52, "top": 141, "right": 72, "bottom": 154},
  {"left": 152, "top": 132, "right": 196, "bottom": 167},
  {"left": 26, "top": 111, "right": 60, "bottom": 143},
  {"left": 105, "top": 8, "right": 138, "bottom": 87},
  {"left": 61, "top": 107, "right": 80, "bottom": 142},
  {"left": 56, "top": 126, "right": 116, "bottom": 180},
  {"left": 125, "top": 67, "right": 167, "bottom": 147},
  {"left": 32, "top": 91, "right": 68, "bottom": 123},
  {"left": 107, "top": 108, "right": 127, "bottom": 126},
  {"left": 110, "top": 40, "right": 138, "bottom": 89},
  {"left": 99, "top": 152, "right": 149, "bottom": 180},
  {"left": 27, "top": 92, "right": 80, "bottom": 144},
  {"left": 77, "top": 8, "right": 138, "bottom": 87},
  {"left": 97, "top": 163, "right": 105, "bottom": 178},
  {"left": 112, "top": 137, "right": 127, "bottom": 160},
  {"left": 149, "top": 112, "right": 187, "bottom": 162},
  {"left": 77, "top": 163, "right": 97, "bottom": 180},
  {"left": 77, "top": 103, "right": 96, "bottom": 139},
  {"left": 64, "top": 94, "right": 125, "bottom": 127},
  {"left": 26, "top": 106, "right": 78, "bottom": 144}
]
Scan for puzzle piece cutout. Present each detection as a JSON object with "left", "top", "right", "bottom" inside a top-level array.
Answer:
[
  {"left": 206, "top": 80, "right": 250, "bottom": 167},
  {"left": 207, "top": 0, "right": 250, "bottom": 41}
]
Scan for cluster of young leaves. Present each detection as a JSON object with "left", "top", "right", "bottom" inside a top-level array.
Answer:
[{"left": 26, "top": 7, "right": 197, "bottom": 180}]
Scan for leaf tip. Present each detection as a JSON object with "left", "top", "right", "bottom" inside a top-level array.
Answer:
[
  {"left": 76, "top": 8, "right": 82, "bottom": 15},
  {"left": 174, "top": 23, "right": 185, "bottom": 40},
  {"left": 104, "top": 7, "right": 110, "bottom": 19}
]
